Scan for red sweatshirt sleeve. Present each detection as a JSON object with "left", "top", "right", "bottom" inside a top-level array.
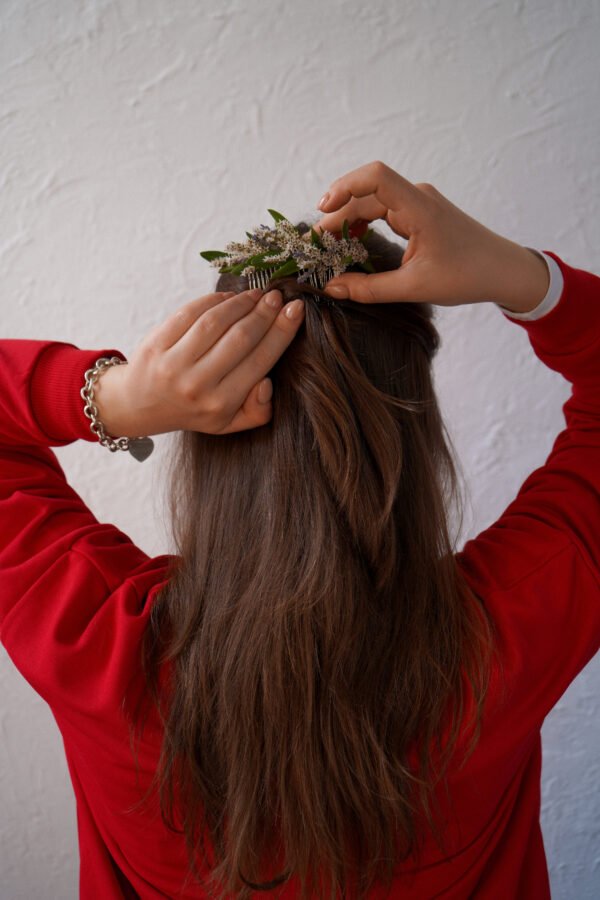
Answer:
[
  {"left": 0, "top": 340, "right": 173, "bottom": 717},
  {"left": 456, "top": 250, "right": 600, "bottom": 731}
]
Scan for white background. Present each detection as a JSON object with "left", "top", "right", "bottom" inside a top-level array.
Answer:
[{"left": 1, "top": 0, "right": 599, "bottom": 896}]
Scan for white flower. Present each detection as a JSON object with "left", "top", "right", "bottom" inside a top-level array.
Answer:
[{"left": 204, "top": 215, "right": 371, "bottom": 282}]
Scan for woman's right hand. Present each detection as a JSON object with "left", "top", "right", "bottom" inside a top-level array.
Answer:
[{"left": 314, "top": 161, "right": 549, "bottom": 314}]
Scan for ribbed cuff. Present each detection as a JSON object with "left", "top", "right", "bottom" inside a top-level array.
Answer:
[
  {"left": 497, "top": 250, "right": 600, "bottom": 361},
  {"left": 496, "top": 249, "right": 565, "bottom": 321},
  {"left": 30, "top": 342, "right": 128, "bottom": 444}
]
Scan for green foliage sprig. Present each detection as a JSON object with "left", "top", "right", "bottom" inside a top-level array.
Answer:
[{"left": 200, "top": 209, "right": 377, "bottom": 285}]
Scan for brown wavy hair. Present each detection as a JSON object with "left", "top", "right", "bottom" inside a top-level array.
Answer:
[{"left": 128, "top": 222, "right": 494, "bottom": 899}]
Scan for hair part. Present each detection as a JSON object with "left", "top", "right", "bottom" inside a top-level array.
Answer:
[{"left": 126, "top": 223, "right": 495, "bottom": 899}]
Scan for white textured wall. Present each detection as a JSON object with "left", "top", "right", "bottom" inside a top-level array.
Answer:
[{"left": 1, "top": 1, "right": 599, "bottom": 897}]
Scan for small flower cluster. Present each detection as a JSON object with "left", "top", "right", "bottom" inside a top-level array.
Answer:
[{"left": 199, "top": 209, "right": 376, "bottom": 286}]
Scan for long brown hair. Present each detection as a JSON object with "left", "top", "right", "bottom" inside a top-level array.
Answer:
[{"left": 129, "top": 223, "right": 494, "bottom": 899}]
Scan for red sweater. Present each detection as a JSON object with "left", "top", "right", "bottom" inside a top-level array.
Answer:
[{"left": 1, "top": 250, "right": 598, "bottom": 899}]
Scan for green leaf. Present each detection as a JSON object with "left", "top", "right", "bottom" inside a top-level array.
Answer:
[
  {"left": 341, "top": 255, "right": 354, "bottom": 266},
  {"left": 341, "top": 219, "right": 350, "bottom": 241},
  {"left": 249, "top": 255, "right": 283, "bottom": 271},
  {"left": 270, "top": 259, "right": 299, "bottom": 279},
  {"left": 310, "top": 227, "right": 324, "bottom": 248},
  {"left": 227, "top": 261, "right": 249, "bottom": 275},
  {"left": 360, "top": 259, "right": 377, "bottom": 274},
  {"left": 267, "top": 208, "right": 288, "bottom": 223},
  {"left": 199, "top": 250, "right": 228, "bottom": 261}
]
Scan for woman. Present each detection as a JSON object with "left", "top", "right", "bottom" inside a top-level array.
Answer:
[{"left": 0, "top": 161, "right": 598, "bottom": 899}]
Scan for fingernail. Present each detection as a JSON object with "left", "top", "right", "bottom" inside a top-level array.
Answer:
[
  {"left": 248, "top": 288, "right": 263, "bottom": 300},
  {"left": 325, "top": 285, "right": 348, "bottom": 299},
  {"left": 318, "top": 192, "right": 330, "bottom": 209},
  {"left": 264, "top": 289, "right": 282, "bottom": 309},
  {"left": 258, "top": 378, "right": 273, "bottom": 404},
  {"left": 285, "top": 299, "right": 305, "bottom": 319}
]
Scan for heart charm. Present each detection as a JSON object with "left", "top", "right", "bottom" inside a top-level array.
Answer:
[{"left": 128, "top": 436, "right": 155, "bottom": 462}]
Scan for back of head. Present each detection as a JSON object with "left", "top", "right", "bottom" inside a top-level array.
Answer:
[
  {"left": 134, "top": 223, "right": 493, "bottom": 899},
  {"left": 214, "top": 223, "right": 444, "bottom": 594}
]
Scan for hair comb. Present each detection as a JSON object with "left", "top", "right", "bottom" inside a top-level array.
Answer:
[
  {"left": 199, "top": 209, "right": 376, "bottom": 293},
  {"left": 246, "top": 265, "right": 336, "bottom": 291}
]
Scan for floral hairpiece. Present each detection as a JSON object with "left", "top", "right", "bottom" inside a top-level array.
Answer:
[{"left": 199, "top": 209, "right": 377, "bottom": 291}]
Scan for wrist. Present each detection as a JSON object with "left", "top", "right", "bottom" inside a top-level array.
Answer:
[
  {"left": 492, "top": 240, "right": 550, "bottom": 314},
  {"left": 91, "top": 362, "right": 138, "bottom": 438}
]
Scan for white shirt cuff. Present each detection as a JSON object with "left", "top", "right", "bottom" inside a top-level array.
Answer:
[{"left": 496, "top": 249, "right": 564, "bottom": 321}]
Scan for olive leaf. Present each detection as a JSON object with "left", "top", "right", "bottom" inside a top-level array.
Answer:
[
  {"left": 310, "top": 227, "right": 324, "bottom": 249},
  {"left": 359, "top": 259, "right": 377, "bottom": 274},
  {"left": 199, "top": 250, "right": 228, "bottom": 261},
  {"left": 226, "top": 261, "right": 249, "bottom": 276},
  {"left": 251, "top": 256, "right": 284, "bottom": 271},
  {"left": 267, "top": 209, "right": 288, "bottom": 223},
  {"left": 270, "top": 259, "right": 299, "bottom": 279}
]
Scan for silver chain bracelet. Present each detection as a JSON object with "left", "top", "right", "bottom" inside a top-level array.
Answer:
[{"left": 80, "top": 357, "right": 155, "bottom": 462}]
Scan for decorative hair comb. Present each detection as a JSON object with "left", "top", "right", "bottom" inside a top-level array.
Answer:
[{"left": 199, "top": 209, "right": 377, "bottom": 292}]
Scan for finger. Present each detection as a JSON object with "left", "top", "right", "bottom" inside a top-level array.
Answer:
[
  {"left": 317, "top": 160, "right": 427, "bottom": 236},
  {"left": 216, "top": 298, "right": 305, "bottom": 401},
  {"left": 215, "top": 380, "right": 273, "bottom": 435},
  {"left": 323, "top": 267, "right": 417, "bottom": 304},
  {"left": 162, "top": 289, "right": 269, "bottom": 366},
  {"left": 313, "top": 196, "right": 387, "bottom": 236},
  {"left": 146, "top": 289, "right": 262, "bottom": 353},
  {"left": 197, "top": 289, "right": 291, "bottom": 382}
]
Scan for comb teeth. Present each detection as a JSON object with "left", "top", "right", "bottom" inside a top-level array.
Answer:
[{"left": 247, "top": 267, "right": 335, "bottom": 292}]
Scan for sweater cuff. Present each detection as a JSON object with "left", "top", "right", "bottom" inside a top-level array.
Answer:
[
  {"left": 496, "top": 249, "right": 564, "bottom": 321},
  {"left": 495, "top": 250, "right": 600, "bottom": 361},
  {"left": 30, "top": 343, "right": 128, "bottom": 444}
]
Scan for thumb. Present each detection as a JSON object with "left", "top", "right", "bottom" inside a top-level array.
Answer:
[
  {"left": 324, "top": 269, "right": 410, "bottom": 304},
  {"left": 214, "top": 379, "right": 273, "bottom": 435}
]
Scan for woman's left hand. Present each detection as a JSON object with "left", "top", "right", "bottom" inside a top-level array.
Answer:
[{"left": 95, "top": 288, "right": 305, "bottom": 438}]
